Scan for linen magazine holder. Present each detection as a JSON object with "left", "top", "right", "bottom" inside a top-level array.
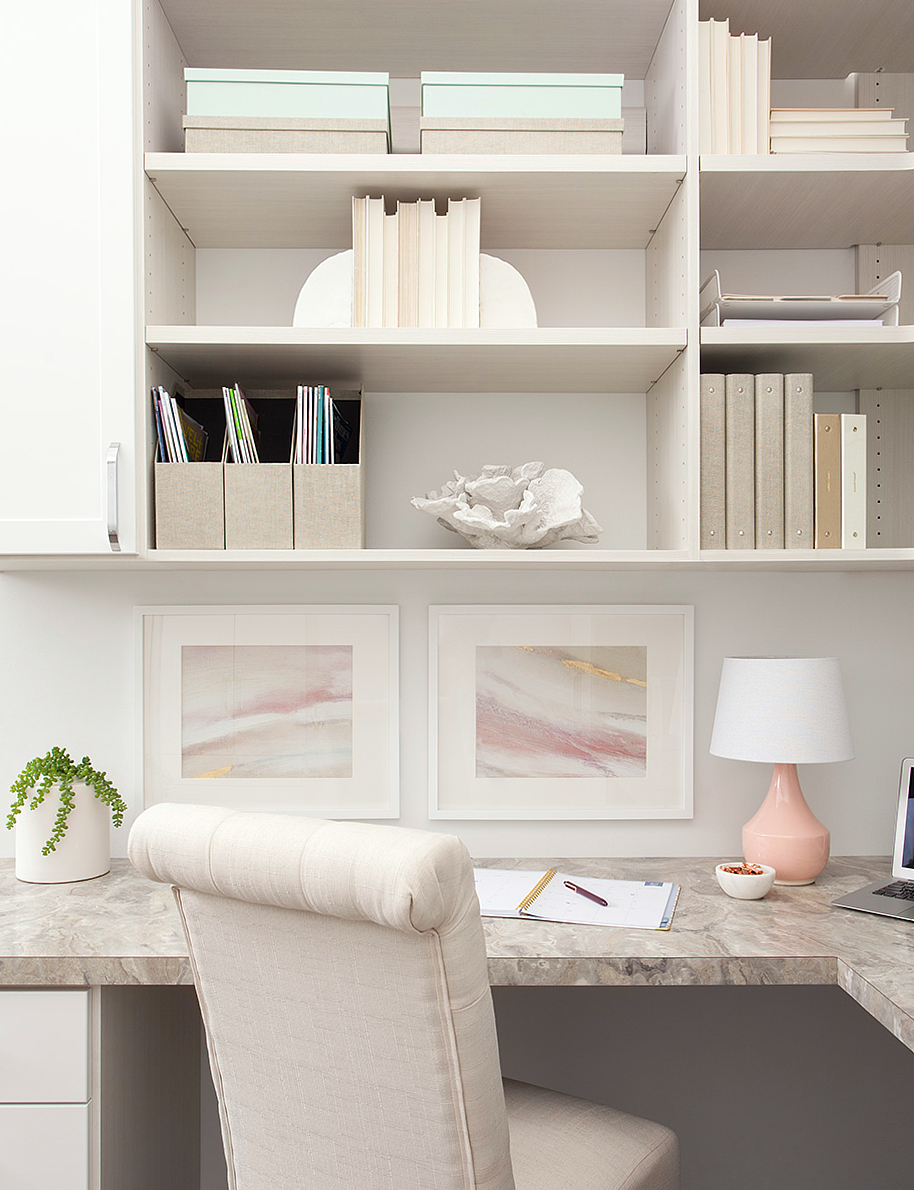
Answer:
[{"left": 128, "top": 805, "right": 679, "bottom": 1190}]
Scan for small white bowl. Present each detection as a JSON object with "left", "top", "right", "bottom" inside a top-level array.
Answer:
[{"left": 715, "top": 862, "right": 776, "bottom": 900}]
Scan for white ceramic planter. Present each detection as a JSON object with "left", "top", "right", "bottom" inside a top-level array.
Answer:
[{"left": 14, "top": 781, "right": 111, "bottom": 884}]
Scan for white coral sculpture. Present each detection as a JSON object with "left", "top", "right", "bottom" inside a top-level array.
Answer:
[{"left": 411, "top": 462, "right": 602, "bottom": 549}]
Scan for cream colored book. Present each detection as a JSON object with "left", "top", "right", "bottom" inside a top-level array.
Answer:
[
  {"left": 464, "top": 196, "right": 481, "bottom": 329},
  {"left": 447, "top": 197, "right": 466, "bottom": 328},
  {"left": 434, "top": 213, "right": 449, "bottom": 328},
  {"left": 417, "top": 198, "right": 437, "bottom": 328},
  {"left": 698, "top": 20, "right": 712, "bottom": 154},
  {"left": 366, "top": 196, "right": 385, "bottom": 328},
  {"left": 351, "top": 197, "right": 367, "bottom": 328},
  {"left": 397, "top": 200, "right": 419, "bottom": 328},
  {"left": 740, "top": 33, "right": 758, "bottom": 153},
  {"left": 757, "top": 37, "right": 771, "bottom": 153},
  {"left": 728, "top": 35, "right": 742, "bottom": 153},
  {"left": 382, "top": 207, "right": 399, "bottom": 328},
  {"left": 709, "top": 18, "right": 730, "bottom": 154}
]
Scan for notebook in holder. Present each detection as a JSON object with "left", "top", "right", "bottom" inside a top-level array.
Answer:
[{"left": 473, "top": 867, "right": 680, "bottom": 930}]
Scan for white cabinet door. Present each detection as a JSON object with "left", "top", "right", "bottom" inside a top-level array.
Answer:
[
  {"left": 0, "top": 990, "right": 89, "bottom": 1104},
  {"left": 0, "top": 0, "right": 136, "bottom": 555},
  {"left": 0, "top": 1105, "right": 90, "bottom": 1190}
]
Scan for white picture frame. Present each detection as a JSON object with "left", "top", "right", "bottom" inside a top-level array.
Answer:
[
  {"left": 429, "top": 605, "right": 693, "bottom": 820},
  {"left": 138, "top": 605, "right": 399, "bottom": 818}
]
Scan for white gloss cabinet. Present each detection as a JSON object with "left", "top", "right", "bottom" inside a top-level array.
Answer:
[
  {"left": 0, "top": 1105, "right": 91, "bottom": 1190},
  {"left": 0, "top": 0, "right": 137, "bottom": 556}
]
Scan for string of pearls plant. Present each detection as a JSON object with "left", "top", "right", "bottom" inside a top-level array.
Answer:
[{"left": 6, "top": 746, "right": 126, "bottom": 855}]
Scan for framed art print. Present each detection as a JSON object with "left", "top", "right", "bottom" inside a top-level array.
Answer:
[
  {"left": 429, "top": 605, "right": 693, "bottom": 819},
  {"left": 139, "top": 605, "right": 398, "bottom": 818}
]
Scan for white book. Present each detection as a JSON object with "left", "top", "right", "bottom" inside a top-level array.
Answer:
[
  {"left": 382, "top": 208, "right": 399, "bottom": 328},
  {"left": 447, "top": 197, "right": 466, "bottom": 329},
  {"left": 397, "top": 200, "right": 419, "bottom": 328},
  {"left": 771, "top": 134, "right": 908, "bottom": 152},
  {"left": 767, "top": 117, "right": 904, "bottom": 136},
  {"left": 698, "top": 20, "right": 712, "bottom": 154},
  {"left": 770, "top": 107, "right": 898, "bottom": 122},
  {"left": 841, "top": 414, "right": 867, "bottom": 548},
  {"left": 366, "top": 197, "right": 385, "bottom": 328},
  {"left": 417, "top": 199, "right": 437, "bottom": 328},
  {"left": 708, "top": 18, "right": 730, "bottom": 154},
  {"left": 351, "top": 196, "right": 367, "bottom": 328},
  {"left": 757, "top": 37, "right": 771, "bottom": 153},
  {"left": 434, "top": 214, "right": 449, "bottom": 328},
  {"left": 463, "top": 197, "right": 481, "bottom": 329},
  {"left": 740, "top": 33, "right": 758, "bottom": 153},
  {"left": 728, "top": 36, "right": 742, "bottom": 153}
]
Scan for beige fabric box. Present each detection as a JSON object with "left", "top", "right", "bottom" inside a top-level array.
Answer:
[
  {"left": 224, "top": 464, "right": 293, "bottom": 550},
  {"left": 183, "top": 115, "right": 389, "bottom": 153},
  {"left": 293, "top": 464, "right": 364, "bottom": 549},
  {"left": 419, "top": 116, "right": 623, "bottom": 154},
  {"left": 154, "top": 462, "right": 225, "bottom": 550}
]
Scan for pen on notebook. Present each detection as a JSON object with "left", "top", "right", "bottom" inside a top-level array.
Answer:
[{"left": 564, "top": 880, "right": 608, "bottom": 907}]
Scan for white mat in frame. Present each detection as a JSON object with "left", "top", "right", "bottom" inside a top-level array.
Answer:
[
  {"left": 429, "top": 605, "right": 693, "bottom": 820},
  {"left": 138, "top": 605, "right": 399, "bottom": 818}
]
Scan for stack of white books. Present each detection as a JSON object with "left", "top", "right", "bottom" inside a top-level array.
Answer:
[
  {"left": 351, "top": 195, "right": 481, "bottom": 329},
  {"left": 698, "top": 18, "right": 771, "bottom": 154},
  {"left": 769, "top": 108, "right": 909, "bottom": 153}
]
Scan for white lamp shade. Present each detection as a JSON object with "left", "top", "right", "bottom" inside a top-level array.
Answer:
[{"left": 710, "top": 657, "right": 854, "bottom": 764}]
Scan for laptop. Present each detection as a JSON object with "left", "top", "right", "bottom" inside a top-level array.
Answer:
[{"left": 832, "top": 757, "right": 914, "bottom": 921}]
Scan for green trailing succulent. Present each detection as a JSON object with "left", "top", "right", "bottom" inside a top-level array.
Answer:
[{"left": 6, "top": 747, "right": 127, "bottom": 856}]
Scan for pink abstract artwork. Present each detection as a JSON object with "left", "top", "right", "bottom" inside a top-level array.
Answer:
[
  {"left": 181, "top": 644, "right": 353, "bottom": 779},
  {"left": 475, "top": 645, "right": 647, "bottom": 778}
]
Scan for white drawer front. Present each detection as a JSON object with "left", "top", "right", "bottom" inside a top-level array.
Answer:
[
  {"left": 0, "top": 991, "right": 89, "bottom": 1103},
  {"left": 0, "top": 1104, "right": 90, "bottom": 1190}
]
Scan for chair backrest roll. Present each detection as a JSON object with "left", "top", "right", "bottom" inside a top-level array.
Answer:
[{"left": 129, "top": 804, "right": 514, "bottom": 1190}]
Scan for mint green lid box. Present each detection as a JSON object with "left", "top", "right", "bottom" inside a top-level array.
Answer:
[
  {"left": 420, "top": 72, "right": 624, "bottom": 120},
  {"left": 185, "top": 68, "right": 390, "bottom": 121}
]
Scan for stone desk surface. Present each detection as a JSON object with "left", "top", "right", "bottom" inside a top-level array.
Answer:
[{"left": 0, "top": 856, "right": 912, "bottom": 1055}]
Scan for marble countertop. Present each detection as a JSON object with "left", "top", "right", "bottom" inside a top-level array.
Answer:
[{"left": 1, "top": 856, "right": 912, "bottom": 1055}]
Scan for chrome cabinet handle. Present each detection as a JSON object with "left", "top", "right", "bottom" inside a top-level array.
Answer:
[{"left": 107, "top": 442, "right": 121, "bottom": 552}]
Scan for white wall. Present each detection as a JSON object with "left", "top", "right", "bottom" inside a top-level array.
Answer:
[{"left": 1, "top": 565, "right": 910, "bottom": 860}]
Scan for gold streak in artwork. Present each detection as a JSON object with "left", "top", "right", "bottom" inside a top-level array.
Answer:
[
  {"left": 515, "top": 649, "right": 648, "bottom": 688},
  {"left": 626, "top": 678, "right": 647, "bottom": 688},
  {"left": 193, "top": 765, "right": 233, "bottom": 779}
]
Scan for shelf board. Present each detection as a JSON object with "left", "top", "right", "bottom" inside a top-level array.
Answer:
[
  {"left": 146, "top": 326, "right": 687, "bottom": 392},
  {"left": 700, "top": 154, "right": 914, "bottom": 249},
  {"left": 160, "top": 0, "right": 677, "bottom": 77},
  {"left": 700, "top": 325, "right": 914, "bottom": 390},
  {"left": 146, "top": 153, "right": 687, "bottom": 250},
  {"left": 698, "top": 549, "right": 914, "bottom": 571}
]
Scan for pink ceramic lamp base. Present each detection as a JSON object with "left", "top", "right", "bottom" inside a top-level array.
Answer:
[{"left": 741, "top": 762, "right": 830, "bottom": 885}]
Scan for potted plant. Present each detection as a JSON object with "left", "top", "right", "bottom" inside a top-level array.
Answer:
[{"left": 6, "top": 747, "right": 127, "bottom": 884}]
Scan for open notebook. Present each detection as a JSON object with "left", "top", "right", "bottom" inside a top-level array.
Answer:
[{"left": 474, "top": 868, "right": 680, "bottom": 931}]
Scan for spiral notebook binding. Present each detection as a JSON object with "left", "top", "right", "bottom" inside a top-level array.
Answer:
[{"left": 517, "top": 867, "right": 557, "bottom": 913}]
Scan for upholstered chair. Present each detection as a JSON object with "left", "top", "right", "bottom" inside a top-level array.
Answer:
[{"left": 129, "top": 805, "right": 679, "bottom": 1190}]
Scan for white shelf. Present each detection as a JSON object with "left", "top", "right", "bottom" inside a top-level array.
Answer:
[
  {"left": 146, "top": 326, "right": 687, "bottom": 392},
  {"left": 700, "top": 325, "right": 914, "bottom": 390},
  {"left": 698, "top": 549, "right": 914, "bottom": 570},
  {"left": 146, "top": 153, "right": 687, "bottom": 250},
  {"left": 700, "top": 154, "right": 914, "bottom": 249},
  {"left": 159, "top": 0, "right": 678, "bottom": 76}
]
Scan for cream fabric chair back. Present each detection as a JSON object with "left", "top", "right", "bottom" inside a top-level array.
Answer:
[{"left": 129, "top": 804, "right": 515, "bottom": 1190}]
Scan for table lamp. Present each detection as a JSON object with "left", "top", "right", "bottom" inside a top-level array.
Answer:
[{"left": 710, "top": 657, "right": 854, "bottom": 885}]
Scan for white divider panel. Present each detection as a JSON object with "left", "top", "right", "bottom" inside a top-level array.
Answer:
[
  {"left": 143, "top": 0, "right": 187, "bottom": 153},
  {"left": 645, "top": 0, "right": 691, "bottom": 154},
  {"left": 646, "top": 351, "right": 692, "bottom": 550},
  {"left": 145, "top": 181, "right": 196, "bottom": 325},
  {"left": 646, "top": 179, "right": 690, "bottom": 327}
]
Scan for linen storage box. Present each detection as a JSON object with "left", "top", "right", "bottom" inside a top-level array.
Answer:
[
  {"left": 293, "top": 464, "right": 364, "bottom": 548},
  {"left": 184, "top": 69, "right": 390, "bottom": 152},
  {"left": 223, "top": 463, "right": 293, "bottom": 550},
  {"left": 419, "top": 72, "right": 624, "bottom": 154},
  {"left": 154, "top": 462, "right": 225, "bottom": 550}
]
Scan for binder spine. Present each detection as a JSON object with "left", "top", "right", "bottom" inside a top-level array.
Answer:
[
  {"left": 784, "top": 374, "right": 814, "bottom": 549},
  {"left": 841, "top": 414, "right": 867, "bottom": 548},
  {"left": 755, "top": 373, "right": 785, "bottom": 548},
  {"left": 700, "top": 374, "right": 726, "bottom": 549},
  {"left": 814, "top": 413, "right": 842, "bottom": 548},
  {"left": 725, "top": 374, "right": 755, "bottom": 548}
]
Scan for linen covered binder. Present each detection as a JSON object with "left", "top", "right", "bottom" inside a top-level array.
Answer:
[
  {"left": 700, "top": 373, "right": 726, "bottom": 549},
  {"left": 814, "top": 413, "right": 841, "bottom": 548},
  {"left": 725, "top": 374, "right": 755, "bottom": 548},
  {"left": 755, "top": 373, "right": 785, "bottom": 548},
  {"left": 473, "top": 867, "right": 680, "bottom": 930}
]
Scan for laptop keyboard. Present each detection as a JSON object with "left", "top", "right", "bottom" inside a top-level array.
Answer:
[{"left": 873, "top": 880, "right": 914, "bottom": 901}]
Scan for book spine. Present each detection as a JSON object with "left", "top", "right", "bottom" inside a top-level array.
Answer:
[
  {"left": 397, "top": 200, "right": 419, "bottom": 328},
  {"left": 366, "top": 197, "right": 384, "bottom": 328},
  {"left": 757, "top": 38, "right": 771, "bottom": 152},
  {"left": 784, "top": 374, "right": 814, "bottom": 549},
  {"left": 417, "top": 199, "right": 436, "bottom": 328},
  {"left": 698, "top": 21, "right": 712, "bottom": 155},
  {"left": 464, "top": 197, "right": 481, "bottom": 329},
  {"left": 728, "top": 35, "right": 742, "bottom": 153},
  {"left": 814, "top": 413, "right": 842, "bottom": 548},
  {"left": 151, "top": 389, "right": 167, "bottom": 462},
  {"left": 434, "top": 214, "right": 449, "bottom": 328},
  {"left": 740, "top": 33, "right": 758, "bottom": 153},
  {"left": 382, "top": 209, "right": 399, "bottom": 328},
  {"left": 709, "top": 18, "right": 730, "bottom": 155},
  {"left": 700, "top": 374, "right": 726, "bottom": 549},
  {"left": 841, "top": 414, "right": 867, "bottom": 548},
  {"left": 351, "top": 197, "right": 367, "bottom": 328},
  {"left": 725, "top": 374, "right": 755, "bottom": 548},
  {"left": 447, "top": 198, "right": 466, "bottom": 328},
  {"left": 754, "top": 373, "right": 785, "bottom": 548}
]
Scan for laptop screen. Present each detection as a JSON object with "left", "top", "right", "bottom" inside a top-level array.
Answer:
[{"left": 895, "top": 758, "right": 914, "bottom": 876}]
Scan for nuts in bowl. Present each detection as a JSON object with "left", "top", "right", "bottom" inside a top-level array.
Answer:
[{"left": 715, "top": 861, "right": 776, "bottom": 900}]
